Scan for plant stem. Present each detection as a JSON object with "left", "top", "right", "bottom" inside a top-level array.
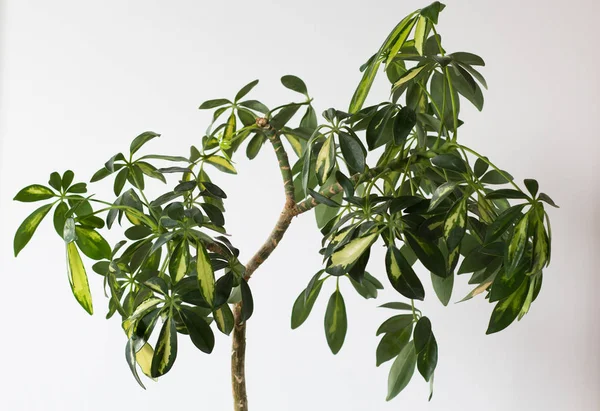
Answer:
[{"left": 231, "top": 303, "right": 248, "bottom": 411}]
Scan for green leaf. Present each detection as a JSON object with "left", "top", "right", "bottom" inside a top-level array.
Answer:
[
  {"left": 125, "top": 339, "right": 146, "bottom": 390},
  {"left": 151, "top": 315, "right": 178, "bottom": 377},
  {"left": 300, "top": 106, "right": 318, "bottom": 130},
  {"left": 538, "top": 192, "right": 559, "bottom": 208},
  {"left": 486, "top": 189, "right": 530, "bottom": 200},
  {"left": 377, "top": 314, "right": 413, "bottom": 336},
  {"left": 14, "top": 184, "right": 55, "bottom": 202},
  {"left": 392, "top": 65, "right": 427, "bottom": 91},
  {"left": 386, "top": 340, "right": 417, "bottom": 401},
  {"left": 393, "top": 106, "right": 417, "bottom": 146},
  {"left": 240, "top": 279, "right": 254, "bottom": 322},
  {"left": 234, "top": 79, "right": 259, "bottom": 102},
  {"left": 270, "top": 104, "right": 300, "bottom": 129},
  {"left": 420, "top": 1, "right": 446, "bottom": 24},
  {"left": 414, "top": 16, "right": 427, "bottom": 55},
  {"left": 205, "top": 155, "right": 237, "bottom": 174},
  {"left": 327, "top": 233, "right": 378, "bottom": 276},
  {"left": 315, "top": 135, "right": 336, "bottom": 184},
  {"left": 474, "top": 158, "right": 489, "bottom": 178},
  {"left": 338, "top": 132, "right": 366, "bottom": 173},
  {"left": 61, "top": 170, "right": 74, "bottom": 190},
  {"left": 196, "top": 243, "right": 216, "bottom": 307},
  {"left": 531, "top": 217, "right": 549, "bottom": 273},
  {"left": 486, "top": 277, "right": 530, "bottom": 334},
  {"left": 405, "top": 232, "right": 447, "bottom": 278},
  {"left": 506, "top": 213, "right": 530, "bottom": 273},
  {"left": 414, "top": 317, "right": 438, "bottom": 382},
  {"left": 444, "top": 197, "right": 467, "bottom": 251},
  {"left": 281, "top": 75, "right": 308, "bottom": 95},
  {"left": 180, "top": 306, "right": 215, "bottom": 354},
  {"left": 53, "top": 201, "right": 68, "bottom": 238},
  {"left": 490, "top": 265, "right": 526, "bottom": 302},
  {"left": 379, "top": 302, "right": 417, "bottom": 312},
  {"left": 14, "top": 203, "right": 53, "bottom": 256},
  {"left": 169, "top": 241, "right": 189, "bottom": 283},
  {"left": 138, "top": 154, "right": 189, "bottom": 162},
  {"left": 349, "top": 13, "right": 417, "bottom": 113},
  {"left": 291, "top": 279, "right": 324, "bottom": 329},
  {"left": 431, "top": 272, "right": 453, "bottom": 306},
  {"left": 199, "top": 98, "right": 230, "bottom": 109},
  {"left": 66, "top": 242, "right": 94, "bottom": 315},
  {"left": 450, "top": 51, "right": 485, "bottom": 66},
  {"left": 130, "top": 131, "right": 160, "bottom": 155},
  {"left": 480, "top": 170, "right": 513, "bottom": 184},
  {"left": 485, "top": 204, "right": 526, "bottom": 244},
  {"left": 246, "top": 134, "right": 265, "bottom": 159},
  {"left": 213, "top": 305, "right": 234, "bottom": 335},
  {"left": 74, "top": 226, "right": 111, "bottom": 260},
  {"left": 428, "top": 182, "right": 457, "bottom": 212},
  {"left": 431, "top": 154, "right": 466, "bottom": 173},
  {"left": 239, "top": 100, "right": 269, "bottom": 114},
  {"left": 386, "top": 245, "right": 425, "bottom": 300},
  {"left": 524, "top": 179, "right": 539, "bottom": 197},
  {"left": 308, "top": 189, "right": 341, "bottom": 208},
  {"left": 376, "top": 325, "right": 412, "bottom": 366},
  {"left": 49, "top": 172, "right": 62, "bottom": 191},
  {"left": 113, "top": 168, "right": 129, "bottom": 196},
  {"left": 324, "top": 290, "right": 347, "bottom": 354}
]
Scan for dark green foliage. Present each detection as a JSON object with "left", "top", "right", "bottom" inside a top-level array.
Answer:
[{"left": 12, "top": 1, "right": 556, "bottom": 406}]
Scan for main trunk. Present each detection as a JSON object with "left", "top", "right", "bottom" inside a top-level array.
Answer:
[{"left": 231, "top": 303, "right": 248, "bottom": 411}]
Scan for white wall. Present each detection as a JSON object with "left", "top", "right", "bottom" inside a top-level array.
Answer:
[{"left": 1, "top": 1, "right": 598, "bottom": 410}]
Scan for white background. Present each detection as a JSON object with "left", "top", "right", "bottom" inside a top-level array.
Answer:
[{"left": 1, "top": 1, "right": 599, "bottom": 410}]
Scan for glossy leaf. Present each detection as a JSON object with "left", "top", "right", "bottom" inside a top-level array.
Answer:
[
  {"left": 130, "top": 132, "right": 160, "bottom": 155},
  {"left": 315, "top": 135, "right": 336, "bottom": 184},
  {"left": 428, "top": 182, "right": 456, "bottom": 212},
  {"left": 74, "top": 226, "right": 111, "bottom": 260},
  {"left": 196, "top": 243, "right": 215, "bottom": 307},
  {"left": 431, "top": 154, "right": 466, "bottom": 174},
  {"left": 66, "top": 242, "right": 94, "bottom": 315},
  {"left": 377, "top": 325, "right": 413, "bottom": 367},
  {"left": 235, "top": 79, "right": 259, "bottom": 102},
  {"left": 386, "top": 245, "right": 425, "bottom": 300},
  {"left": 291, "top": 280, "right": 324, "bottom": 329},
  {"left": 486, "top": 277, "right": 529, "bottom": 334},
  {"left": 205, "top": 155, "right": 237, "bottom": 174},
  {"left": 324, "top": 290, "right": 347, "bottom": 354},
  {"left": 506, "top": 213, "right": 530, "bottom": 273},
  {"left": 180, "top": 306, "right": 215, "bottom": 354},
  {"left": 414, "top": 317, "right": 437, "bottom": 382},
  {"left": 338, "top": 132, "right": 366, "bottom": 173},
  {"left": 327, "top": 233, "right": 378, "bottom": 276},
  {"left": 393, "top": 106, "right": 417, "bottom": 146},
  {"left": 281, "top": 75, "right": 308, "bottom": 96},
  {"left": 14, "top": 203, "right": 53, "bottom": 256},
  {"left": 405, "top": 232, "right": 447, "bottom": 278},
  {"left": 199, "top": 99, "right": 230, "bottom": 109},
  {"left": 151, "top": 315, "right": 178, "bottom": 377},
  {"left": 14, "top": 184, "right": 54, "bottom": 202}
]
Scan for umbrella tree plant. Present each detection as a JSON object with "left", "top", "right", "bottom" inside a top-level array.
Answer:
[{"left": 12, "top": 2, "right": 557, "bottom": 409}]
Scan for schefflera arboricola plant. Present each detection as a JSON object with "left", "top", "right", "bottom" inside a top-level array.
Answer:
[{"left": 13, "top": 2, "right": 557, "bottom": 409}]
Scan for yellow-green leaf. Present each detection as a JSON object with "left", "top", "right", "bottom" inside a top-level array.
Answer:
[
  {"left": 315, "top": 135, "right": 335, "bottom": 185},
  {"left": 328, "top": 233, "right": 378, "bottom": 276},
  {"left": 74, "top": 226, "right": 111, "bottom": 260},
  {"left": 14, "top": 203, "right": 53, "bottom": 256},
  {"left": 136, "top": 343, "right": 157, "bottom": 380},
  {"left": 530, "top": 218, "right": 549, "bottom": 273},
  {"left": 66, "top": 242, "right": 94, "bottom": 315},
  {"left": 506, "top": 213, "right": 530, "bottom": 273},
  {"left": 197, "top": 243, "right": 215, "bottom": 307},
  {"left": 222, "top": 112, "right": 237, "bottom": 148},
  {"left": 414, "top": 16, "right": 427, "bottom": 56},
  {"left": 443, "top": 198, "right": 467, "bottom": 251},
  {"left": 384, "top": 17, "right": 418, "bottom": 69},
  {"left": 205, "top": 155, "right": 237, "bottom": 174},
  {"left": 213, "top": 304, "right": 234, "bottom": 335},
  {"left": 486, "top": 277, "right": 530, "bottom": 334},
  {"left": 14, "top": 184, "right": 55, "bottom": 202},
  {"left": 150, "top": 315, "right": 177, "bottom": 377},
  {"left": 393, "top": 65, "right": 427, "bottom": 91},
  {"left": 169, "top": 241, "right": 189, "bottom": 283}
]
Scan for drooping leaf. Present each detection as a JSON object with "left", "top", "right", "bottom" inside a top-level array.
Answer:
[
  {"left": 385, "top": 245, "right": 425, "bottom": 300},
  {"left": 405, "top": 232, "right": 447, "bottom": 278},
  {"left": 376, "top": 325, "right": 413, "bottom": 366},
  {"left": 324, "top": 289, "right": 348, "bottom": 354},
  {"left": 414, "top": 317, "right": 438, "bottom": 382},
  {"left": 420, "top": 1, "right": 446, "bottom": 24},
  {"left": 393, "top": 106, "right": 417, "bottom": 146},
  {"left": 431, "top": 272, "right": 453, "bottom": 306},
  {"left": 338, "top": 132, "right": 366, "bottom": 173},
  {"left": 240, "top": 279, "right": 254, "bottom": 322},
  {"left": 291, "top": 279, "right": 324, "bottom": 329},
  {"left": 180, "top": 306, "right": 215, "bottom": 354},
  {"left": 196, "top": 243, "right": 216, "bottom": 307},
  {"left": 14, "top": 203, "right": 53, "bottom": 256},
  {"left": 150, "top": 315, "right": 178, "bottom": 377},
  {"left": 327, "top": 233, "right": 378, "bottom": 276},
  {"left": 486, "top": 277, "right": 529, "bottom": 334},
  {"left": 387, "top": 340, "right": 417, "bottom": 401},
  {"left": 66, "top": 242, "right": 94, "bottom": 315},
  {"left": 506, "top": 213, "right": 530, "bottom": 274},
  {"left": 315, "top": 135, "right": 336, "bottom": 184}
]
